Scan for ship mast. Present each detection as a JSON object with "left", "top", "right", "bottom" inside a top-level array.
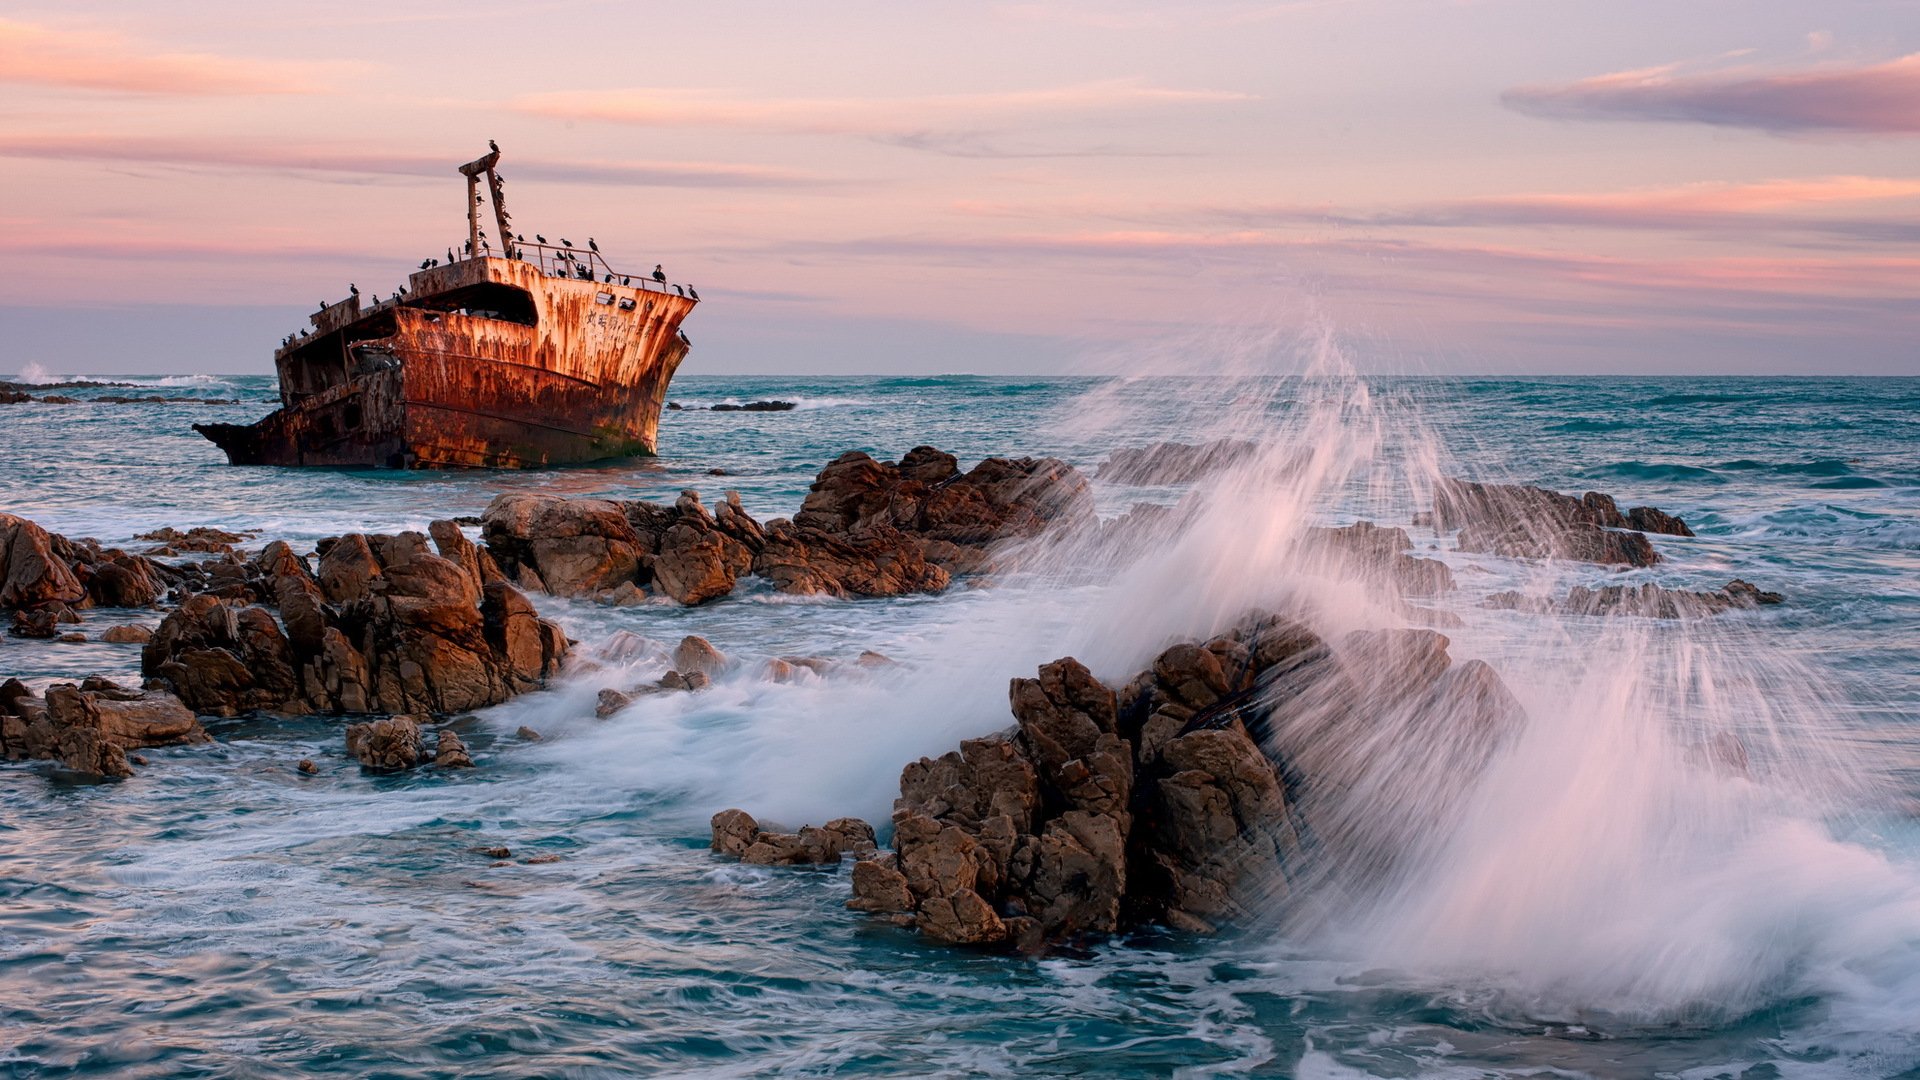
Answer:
[{"left": 457, "top": 147, "right": 515, "bottom": 259}]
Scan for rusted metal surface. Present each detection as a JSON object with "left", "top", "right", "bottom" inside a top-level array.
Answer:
[{"left": 197, "top": 149, "right": 698, "bottom": 469}]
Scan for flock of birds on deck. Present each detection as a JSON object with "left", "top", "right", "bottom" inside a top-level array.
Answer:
[{"left": 283, "top": 241, "right": 700, "bottom": 348}]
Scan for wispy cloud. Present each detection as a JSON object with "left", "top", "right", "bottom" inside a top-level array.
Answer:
[
  {"left": 0, "top": 17, "right": 327, "bottom": 95},
  {"left": 0, "top": 134, "right": 832, "bottom": 188},
  {"left": 508, "top": 79, "right": 1254, "bottom": 136},
  {"left": 1504, "top": 53, "right": 1920, "bottom": 136}
]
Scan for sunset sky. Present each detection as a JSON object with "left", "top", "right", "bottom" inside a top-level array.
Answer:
[{"left": 1, "top": 0, "right": 1915, "bottom": 375}]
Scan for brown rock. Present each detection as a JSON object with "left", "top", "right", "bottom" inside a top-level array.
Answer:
[
  {"left": 435, "top": 728, "right": 475, "bottom": 768},
  {"left": 848, "top": 856, "right": 914, "bottom": 914},
  {"left": 0, "top": 680, "right": 208, "bottom": 777},
  {"left": 711, "top": 808, "right": 760, "bottom": 856},
  {"left": 102, "top": 624, "right": 154, "bottom": 644},
  {"left": 344, "top": 715, "right": 425, "bottom": 771},
  {"left": 672, "top": 635, "right": 727, "bottom": 676},
  {"left": 481, "top": 494, "right": 644, "bottom": 597},
  {"left": 0, "top": 513, "right": 85, "bottom": 611}
]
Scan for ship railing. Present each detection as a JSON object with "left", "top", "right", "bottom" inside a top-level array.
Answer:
[{"left": 472, "top": 241, "right": 683, "bottom": 294}]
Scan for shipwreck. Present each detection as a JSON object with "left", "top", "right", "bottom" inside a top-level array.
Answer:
[{"left": 197, "top": 147, "right": 698, "bottom": 468}]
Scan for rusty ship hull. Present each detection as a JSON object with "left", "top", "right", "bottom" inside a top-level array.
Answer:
[
  {"left": 199, "top": 258, "right": 695, "bottom": 469},
  {"left": 199, "top": 147, "right": 698, "bottom": 469}
]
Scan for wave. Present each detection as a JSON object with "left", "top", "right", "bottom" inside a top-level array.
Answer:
[{"left": 1579, "top": 461, "right": 1727, "bottom": 484}]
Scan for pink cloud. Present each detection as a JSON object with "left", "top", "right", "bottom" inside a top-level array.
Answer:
[
  {"left": 0, "top": 18, "right": 323, "bottom": 95},
  {"left": 509, "top": 79, "right": 1254, "bottom": 135},
  {"left": 1504, "top": 53, "right": 1920, "bottom": 135},
  {"left": 0, "top": 133, "right": 831, "bottom": 188}
]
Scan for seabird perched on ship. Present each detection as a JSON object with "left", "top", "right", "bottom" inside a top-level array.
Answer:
[
  {"left": 652, "top": 265, "right": 666, "bottom": 284},
  {"left": 688, "top": 286, "right": 700, "bottom": 300}
]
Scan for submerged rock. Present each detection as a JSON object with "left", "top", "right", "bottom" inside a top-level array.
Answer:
[
  {"left": 1487, "top": 578, "right": 1784, "bottom": 618},
  {"left": 0, "top": 677, "right": 209, "bottom": 777}
]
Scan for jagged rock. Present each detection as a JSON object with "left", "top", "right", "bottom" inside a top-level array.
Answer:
[
  {"left": 345, "top": 715, "right": 424, "bottom": 771},
  {"left": 0, "top": 513, "right": 86, "bottom": 611},
  {"left": 647, "top": 491, "right": 749, "bottom": 605},
  {"left": 101, "top": 624, "right": 153, "bottom": 644},
  {"left": 0, "top": 678, "right": 208, "bottom": 777},
  {"left": 1488, "top": 578, "right": 1784, "bottom": 618},
  {"left": 143, "top": 530, "right": 568, "bottom": 717},
  {"left": 799, "top": 612, "right": 1525, "bottom": 953},
  {"left": 1458, "top": 519, "right": 1659, "bottom": 567},
  {"left": 711, "top": 808, "right": 760, "bottom": 856},
  {"left": 595, "top": 687, "right": 633, "bottom": 718},
  {"left": 1095, "top": 440, "right": 1260, "bottom": 485},
  {"left": 709, "top": 808, "right": 877, "bottom": 865},
  {"left": 847, "top": 856, "right": 915, "bottom": 914},
  {"left": 1430, "top": 479, "right": 1687, "bottom": 566},
  {"left": 435, "top": 728, "right": 475, "bottom": 769},
  {"left": 515, "top": 725, "right": 543, "bottom": 741},
  {"left": 480, "top": 494, "right": 644, "bottom": 596},
  {"left": 753, "top": 520, "right": 951, "bottom": 598}
]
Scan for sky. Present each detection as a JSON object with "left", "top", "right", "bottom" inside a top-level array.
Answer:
[{"left": 0, "top": 0, "right": 1915, "bottom": 376}]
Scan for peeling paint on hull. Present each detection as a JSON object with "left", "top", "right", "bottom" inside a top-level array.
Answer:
[{"left": 198, "top": 256, "right": 695, "bottom": 469}]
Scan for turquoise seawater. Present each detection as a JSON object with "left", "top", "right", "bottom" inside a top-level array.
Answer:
[{"left": 3, "top": 373, "right": 1920, "bottom": 1077}]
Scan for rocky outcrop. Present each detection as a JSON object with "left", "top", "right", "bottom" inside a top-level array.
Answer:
[
  {"left": 0, "top": 677, "right": 209, "bottom": 777},
  {"left": 142, "top": 524, "right": 569, "bottom": 717},
  {"left": 480, "top": 448, "right": 1093, "bottom": 604},
  {"left": 1428, "top": 479, "right": 1691, "bottom": 568},
  {"left": 1095, "top": 440, "right": 1260, "bottom": 486},
  {"left": 0, "top": 514, "right": 86, "bottom": 611},
  {"left": 708, "top": 809, "right": 878, "bottom": 865},
  {"left": 0, "top": 513, "right": 183, "bottom": 615},
  {"left": 1488, "top": 578, "right": 1784, "bottom": 619},
  {"left": 714, "top": 612, "right": 1525, "bottom": 954}
]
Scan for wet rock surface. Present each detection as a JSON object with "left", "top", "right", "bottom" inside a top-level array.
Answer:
[
  {"left": 1488, "top": 578, "right": 1785, "bottom": 618},
  {"left": 708, "top": 809, "right": 878, "bottom": 865},
  {"left": 480, "top": 447, "right": 1094, "bottom": 603},
  {"left": 1428, "top": 479, "right": 1692, "bottom": 568},
  {"left": 345, "top": 715, "right": 425, "bottom": 771},
  {"left": 715, "top": 611, "right": 1524, "bottom": 954},
  {"left": 0, "top": 677, "right": 209, "bottom": 777},
  {"left": 142, "top": 523, "right": 569, "bottom": 717},
  {"left": 1095, "top": 439, "right": 1260, "bottom": 485}
]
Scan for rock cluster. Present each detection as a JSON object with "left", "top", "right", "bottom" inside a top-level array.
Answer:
[
  {"left": 1095, "top": 440, "right": 1260, "bottom": 485},
  {"left": 709, "top": 809, "right": 878, "bottom": 865},
  {"left": 1, "top": 513, "right": 177, "bottom": 619},
  {"left": 1488, "top": 578, "right": 1784, "bottom": 619},
  {"left": 142, "top": 524, "right": 569, "bottom": 717},
  {"left": 713, "top": 614, "right": 1523, "bottom": 953},
  {"left": 1428, "top": 479, "right": 1691, "bottom": 568},
  {"left": 482, "top": 447, "right": 1094, "bottom": 604},
  {"left": 0, "top": 677, "right": 208, "bottom": 777}
]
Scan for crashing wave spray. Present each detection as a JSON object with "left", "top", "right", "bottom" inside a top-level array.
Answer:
[{"left": 518, "top": 316, "right": 1920, "bottom": 1061}]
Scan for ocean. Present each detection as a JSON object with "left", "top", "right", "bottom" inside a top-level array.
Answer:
[{"left": 4, "top": 371, "right": 1920, "bottom": 1077}]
